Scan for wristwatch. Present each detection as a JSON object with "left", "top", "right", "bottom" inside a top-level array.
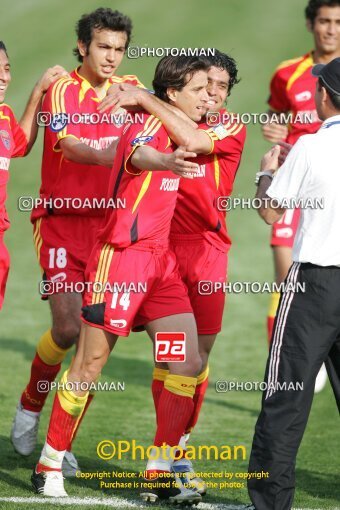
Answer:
[{"left": 255, "top": 171, "right": 274, "bottom": 186}]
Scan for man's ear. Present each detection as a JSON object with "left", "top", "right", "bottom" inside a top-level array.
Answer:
[
  {"left": 167, "top": 87, "right": 177, "bottom": 103},
  {"left": 306, "top": 18, "right": 313, "bottom": 33},
  {"left": 77, "top": 40, "right": 87, "bottom": 59},
  {"left": 321, "top": 86, "right": 328, "bottom": 103}
]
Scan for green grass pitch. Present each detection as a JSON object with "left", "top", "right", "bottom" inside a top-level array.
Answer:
[{"left": 0, "top": 0, "right": 339, "bottom": 509}]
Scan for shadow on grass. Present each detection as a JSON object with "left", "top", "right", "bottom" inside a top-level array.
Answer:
[
  {"left": 0, "top": 337, "right": 153, "bottom": 388},
  {"left": 204, "top": 394, "right": 260, "bottom": 418},
  {"left": 296, "top": 467, "right": 340, "bottom": 503}
]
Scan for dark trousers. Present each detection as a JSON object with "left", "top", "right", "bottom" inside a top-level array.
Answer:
[{"left": 248, "top": 262, "right": 340, "bottom": 510}]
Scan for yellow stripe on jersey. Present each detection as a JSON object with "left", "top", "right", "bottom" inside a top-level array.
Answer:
[
  {"left": 0, "top": 111, "right": 10, "bottom": 122},
  {"left": 124, "top": 116, "right": 162, "bottom": 175},
  {"left": 51, "top": 78, "right": 73, "bottom": 114},
  {"left": 286, "top": 54, "right": 314, "bottom": 91},
  {"left": 275, "top": 55, "right": 306, "bottom": 72},
  {"left": 33, "top": 218, "right": 43, "bottom": 269},
  {"left": 214, "top": 154, "right": 220, "bottom": 189},
  {"left": 58, "top": 80, "right": 74, "bottom": 139},
  {"left": 92, "top": 243, "right": 114, "bottom": 305},
  {"left": 92, "top": 243, "right": 109, "bottom": 304},
  {"left": 227, "top": 123, "right": 244, "bottom": 137},
  {"left": 95, "top": 246, "right": 114, "bottom": 305},
  {"left": 51, "top": 78, "right": 74, "bottom": 140},
  {"left": 132, "top": 172, "right": 152, "bottom": 213}
]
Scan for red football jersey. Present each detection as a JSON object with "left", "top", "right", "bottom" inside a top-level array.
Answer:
[
  {"left": 171, "top": 109, "right": 246, "bottom": 252},
  {"left": 31, "top": 68, "right": 144, "bottom": 220},
  {"left": 0, "top": 104, "right": 27, "bottom": 232},
  {"left": 98, "top": 113, "right": 179, "bottom": 248},
  {"left": 268, "top": 52, "right": 321, "bottom": 143}
]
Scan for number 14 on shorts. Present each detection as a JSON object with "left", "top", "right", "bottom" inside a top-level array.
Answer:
[{"left": 155, "top": 332, "right": 186, "bottom": 362}]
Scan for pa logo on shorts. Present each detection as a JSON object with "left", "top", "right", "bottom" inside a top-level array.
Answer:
[
  {"left": 131, "top": 135, "right": 153, "bottom": 146},
  {"left": 50, "top": 113, "right": 68, "bottom": 132}
]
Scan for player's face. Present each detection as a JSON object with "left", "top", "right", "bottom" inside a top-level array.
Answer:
[
  {"left": 309, "top": 6, "right": 340, "bottom": 54},
  {"left": 206, "top": 66, "right": 230, "bottom": 112},
  {"left": 0, "top": 50, "right": 11, "bottom": 103},
  {"left": 78, "top": 29, "right": 127, "bottom": 84},
  {"left": 168, "top": 70, "right": 209, "bottom": 121}
]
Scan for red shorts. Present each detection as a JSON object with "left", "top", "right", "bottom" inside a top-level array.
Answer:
[
  {"left": 270, "top": 208, "right": 300, "bottom": 248},
  {"left": 0, "top": 233, "right": 10, "bottom": 310},
  {"left": 170, "top": 234, "right": 228, "bottom": 335},
  {"left": 82, "top": 240, "right": 193, "bottom": 337},
  {"left": 33, "top": 215, "right": 104, "bottom": 298}
]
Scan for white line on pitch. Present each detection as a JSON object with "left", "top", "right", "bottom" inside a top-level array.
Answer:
[{"left": 0, "top": 497, "right": 338, "bottom": 510}]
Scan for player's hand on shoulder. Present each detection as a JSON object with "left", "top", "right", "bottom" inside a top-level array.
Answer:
[
  {"left": 36, "top": 66, "right": 69, "bottom": 94},
  {"left": 98, "top": 83, "right": 145, "bottom": 113},
  {"left": 262, "top": 121, "right": 288, "bottom": 143},
  {"left": 166, "top": 144, "right": 199, "bottom": 179}
]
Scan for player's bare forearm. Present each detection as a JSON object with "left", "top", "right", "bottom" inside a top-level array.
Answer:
[
  {"left": 131, "top": 145, "right": 199, "bottom": 179},
  {"left": 19, "top": 86, "right": 44, "bottom": 153},
  {"left": 20, "top": 66, "right": 68, "bottom": 153},
  {"left": 139, "top": 93, "right": 211, "bottom": 153},
  {"left": 255, "top": 177, "right": 285, "bottom": 224},
  {"left": 60, "top": 137, "right": 118, "bottom": 168}
]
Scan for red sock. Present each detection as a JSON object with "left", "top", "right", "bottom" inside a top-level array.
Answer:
[
  {"left": 151, "top": 379, "right": 164, "bottom": 417},
  {"left": 154, "top": 388, "right": 194, "bottom": 447},
  {"left": 47, "top": 393, "right": 80, "bottom": 451},
  {"left": 21, "top": 353, "right": 61, "bottom": 412},
  {"left": 185, "top": 376, "right": 209, "bottom": 433},
  {"left": 66, "top": 393, "right": 94, "bottom": 451}
]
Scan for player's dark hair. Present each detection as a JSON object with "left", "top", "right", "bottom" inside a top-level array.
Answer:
[
  {"left": 305, "top": 0, "right": 340, "bottom": 25},
  {"left": 0, "top": 41, "right": 8, "bottom": 57},
  {"left": 152, "top": 55, "right": 210, "bottom": 102},
  {"left": 73, "top": 8, "right": 132, "bottom": 62},
  {"left": 206, "top": 49, "right": 240, "bottom": 96},
  {"left": 318, "top": 77, "right": 340, "bottom": 109}
]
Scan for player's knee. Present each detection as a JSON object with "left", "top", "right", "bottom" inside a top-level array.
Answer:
[
  {"left": 185, "top": 355, "right": 203, "bottom": 376},
  {"left": 52, "top": 320, "right": 80, "bottom": 348}
]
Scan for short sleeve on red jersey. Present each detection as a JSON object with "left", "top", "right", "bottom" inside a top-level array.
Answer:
[
  {"left": 111, "top": 74, "right": 146, "bottom": 89},
  {"left": 203, "top": 122, "right": 246, "bottom": 156},
  {"left": 44, "top": 76, "right": 81, "bottom": 151},
  {"left": 9, "top": 108, "right": 27, "bottom": 157},
  {"left": 124, "top": 115, "right": 169, "bottom": 175},
  {"left": 268, "top": 68, "right": 290, "bottom": 112}
]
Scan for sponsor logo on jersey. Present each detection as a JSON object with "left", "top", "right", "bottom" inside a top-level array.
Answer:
[
  {"left": 295, "top": 91, "right": 312, "bottom": 102},
  {"left": 160, "top": 178, "right": 180, "bottom": 191},
  {"left": 110, "top": 319, "right": 128, "bottom": 328},
  {"left": 50, "top": 113, "right": 68, "bottom": 132},
  {"left": 80, "top": 136, "right": 118, "bottom": 150},
  {"left": 131, "top": 135, "right": 153, "bottom": 146},
  {"left": 0, "top": 157, "right": 10, "bottom": 170},
  {"left": 275, "top": 227, "right": 293, "bottom": 238},
  {"left": 0, "top": 130, "right": 11, "bottom": 151}
]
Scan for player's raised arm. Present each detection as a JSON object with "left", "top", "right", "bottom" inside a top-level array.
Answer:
[{"left": 19, "top": 66, "right": 68, "bottom": 153}]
